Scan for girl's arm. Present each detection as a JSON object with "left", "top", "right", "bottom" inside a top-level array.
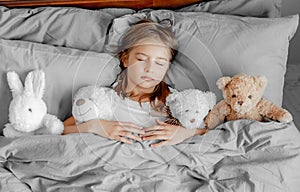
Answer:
[
  {"left": 63, "top": 116, "right": 145, "bottom": 144},
  {"left": 63, "top": 116, "right": 102, "bottom": 135},
  {"left": 142, "top": 120, "right": 207, "bottom": 148}
]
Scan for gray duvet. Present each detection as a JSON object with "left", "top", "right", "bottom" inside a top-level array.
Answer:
[{"left": 0, "top": 120, "right": 300, "bottom": 192}]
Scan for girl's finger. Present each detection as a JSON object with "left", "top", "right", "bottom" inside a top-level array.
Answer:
[
  {"left": 118, "top": 122, "right": 143, "bottom": 129},
  {"left": 121, "top": 126, "right": 145, "bottom": 135},
  {"left": 143, "top": 125, "right": 163, "bottom": 132},
  {"left": 143, "top": 130, "right": 166, "bottom": 136},
  {"left": 150, "top": 141, "right": 169, "bottom": 148},
  {"left": 155, "top": 119, "right": 168, "bottom": 125},
  {"left": 142, "top": 135, "right": 167, "bottom": 141},
  {"left": 120, "top": 131, "right": 142, "bottom": 141},
  {"left": 116, "top": 136, "right": 133, "bottom": 144}
]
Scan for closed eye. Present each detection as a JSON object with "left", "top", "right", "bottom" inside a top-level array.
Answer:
[
  {"left": 156, "top": 62, "right": 164, "bottom": 66},
  {"left": 156, "top": 60, "right": 169, "bottom": 66},
  {"left": 136, "top": 53, "right": 148, "bottom": 62},
  {"left": 137, "top": 58, "right": 146, "bottom": 62}
]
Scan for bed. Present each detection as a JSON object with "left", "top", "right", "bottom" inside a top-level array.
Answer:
[{"left": 0, "top": 0, "right": 299, "bottom": 191}]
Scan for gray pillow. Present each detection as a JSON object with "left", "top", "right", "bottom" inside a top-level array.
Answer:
[
  {"left": 0, "top": 6, "right": 134, "bottom": 52},
  {"left": 0, "top": 39, "right": 121, "bottom": 134},
  {"left": 176, "top": 0, "right": 282, "bottom": 17},
  {"left": 105, "top": 10, "right": 299, "bottom": 106}
]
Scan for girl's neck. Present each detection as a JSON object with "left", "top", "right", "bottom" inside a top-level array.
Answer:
[
  {"left": 128, "top": 95, "right": 150, "bottom": 102},
  {"left": 125, "top": 82, "right": 154, "bottom": 102},
  {"left": 126, "top": 87, "right": 152, "bottom": 102}
]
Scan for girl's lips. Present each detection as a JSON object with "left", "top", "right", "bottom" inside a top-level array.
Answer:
[{"left": 141, "top": 76, "right": 154, "bottom": 81}]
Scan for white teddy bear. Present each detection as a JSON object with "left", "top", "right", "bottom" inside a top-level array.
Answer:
[
  {"left": 166, "top": 89, "right": 216, "bottom": 129},
  {"left": 3, "top": 70, "right": 64, "bottom": 138},
  {"left": 72, "top": 85, "right": 115, "bottom": 123}
]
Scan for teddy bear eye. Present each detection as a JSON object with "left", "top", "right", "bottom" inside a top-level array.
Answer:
[
  {"left": 196, "top": 111, "right": 199, "bottom": 113},
  {"left": 185, "top": 109, "right": 189, "bottom": 112},
  {"left": 232, "top": 94, "right": 237, "bottom": 98},
  {"left": 248, "top": 95, "right": 252, "bottom": 99},
  {"left": 28, "top": 108, "right": 32, "bottom": 112}
]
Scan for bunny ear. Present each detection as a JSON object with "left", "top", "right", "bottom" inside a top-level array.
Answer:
[
  {"left": 24, "top": 70, "right": 45, "bottom": 98},
  {"left": 7, "top": 71, "right": 24, "bottom": 97}
]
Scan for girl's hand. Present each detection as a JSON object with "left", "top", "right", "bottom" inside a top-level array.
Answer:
[
  {"left": 142, "top": 120, "right": 207, "bottom": 148},
  {"left": 90, "top": 119, "right": 145, "bottom": 144}
]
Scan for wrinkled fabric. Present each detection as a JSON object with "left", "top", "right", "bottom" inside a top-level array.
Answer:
[{"left": 0, "top": 120, "right": 299, "bottom": 192}]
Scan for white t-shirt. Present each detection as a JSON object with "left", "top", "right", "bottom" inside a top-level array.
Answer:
[{"left": 109, "top": 90, "right": 167, "bottom": 128}]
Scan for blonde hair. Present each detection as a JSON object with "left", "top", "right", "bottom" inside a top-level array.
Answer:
[{"left": 114, "top": 19, "right": 177, "bottom": 112}]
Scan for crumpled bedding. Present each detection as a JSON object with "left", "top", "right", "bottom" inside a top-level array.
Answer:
[{"left": 0, "top": 119, "right": 300, "bottom": 192}]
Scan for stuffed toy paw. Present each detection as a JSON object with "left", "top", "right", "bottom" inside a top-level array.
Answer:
[
  {"left": 72, "top": 85, "right": 114, "bottom": 123},
  {"left": 166, "top": 89, "right": 216, "bottom": 129},
  {"left": 205, "top": 74, "right": 293, "bottom": 129},
  {"left": 3, "top": 123, "right": 35, "bottom": 138},
  {"left": 3, "top": 70, "right": 64, "bottom": 138}
]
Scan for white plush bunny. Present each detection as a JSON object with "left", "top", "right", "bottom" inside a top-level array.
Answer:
[
  {"left": 166, "top": 89, "right": 216, "bottom": 129},
  {"left": 72, "top": 85, "right": 114, "bottom": 123},
  {"left": 3, "top": 70, "right": 64, "bottom": 138}
]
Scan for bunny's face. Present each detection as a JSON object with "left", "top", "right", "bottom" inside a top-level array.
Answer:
[
  {"left": 7, "top": 70, "right": 47, "bottom": 132},
  {"left": 9, "top": 96, "right": 47, "bottom": 132}
]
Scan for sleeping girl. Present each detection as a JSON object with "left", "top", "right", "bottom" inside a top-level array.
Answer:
[{"left": 63, "top": 19, "right": 207, "bottom": 148}]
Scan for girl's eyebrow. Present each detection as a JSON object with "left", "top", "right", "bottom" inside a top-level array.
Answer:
[
  {"left": 136, "top": 52, "right": 168, "bottom": 61},
  {"left": 136, "top": 53, "right": 148, "bottom": 57}
]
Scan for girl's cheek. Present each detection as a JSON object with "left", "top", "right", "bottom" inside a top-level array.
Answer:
[{"left": 153, "top": 72, "right": 167, "bottom": 81}]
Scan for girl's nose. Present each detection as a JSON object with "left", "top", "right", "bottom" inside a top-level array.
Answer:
[{"left": 144, "top": 62, "right": 153, "bottom": 73}]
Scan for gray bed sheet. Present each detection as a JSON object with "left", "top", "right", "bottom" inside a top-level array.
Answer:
[{"left": 0, "top": 119, "right": 299, "bottom": 192}]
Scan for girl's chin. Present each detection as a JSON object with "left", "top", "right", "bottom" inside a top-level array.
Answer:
[{"left": 135, "top": 82, "right": 158, "bottom": 90}]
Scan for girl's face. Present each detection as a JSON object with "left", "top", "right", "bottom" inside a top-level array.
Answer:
[{"left": 123, "top": 39, "right": 171, "bottom": 94}]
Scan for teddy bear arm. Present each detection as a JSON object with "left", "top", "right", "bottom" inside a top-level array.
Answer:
[
  {"left": 40, "top": 114, "right": 64, "bottom": 135},
  {"left": 257, "top": 98, "right": 293, "bottom": 123},
  {"left": 205, "top": 100, "right": 230, "bottom": 129}
]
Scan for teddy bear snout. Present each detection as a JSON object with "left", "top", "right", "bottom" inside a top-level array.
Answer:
[
  {"left": 238, "top": 101, "right": 243, "bottom": 106},
  {"left": 190, "top": 118, "right": 195, "bottom": 123},
  {"left": 76, "top": 99, "right": 86, "bottom": 106}
]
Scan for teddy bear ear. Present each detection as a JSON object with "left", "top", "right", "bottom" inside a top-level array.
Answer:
[
  {"left": 254, "top": 75, "right": 268, "bottom": 90},
  {"left": 166, "top": 92, "right": 178, "bottom": 105},
  {"left": 216, "top": 76, "right": 231, "bottom": 91}
]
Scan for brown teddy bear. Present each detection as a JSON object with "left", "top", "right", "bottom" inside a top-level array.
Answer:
[{"left": 205, "top": 74, "right": 293, "bottom": 129}]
